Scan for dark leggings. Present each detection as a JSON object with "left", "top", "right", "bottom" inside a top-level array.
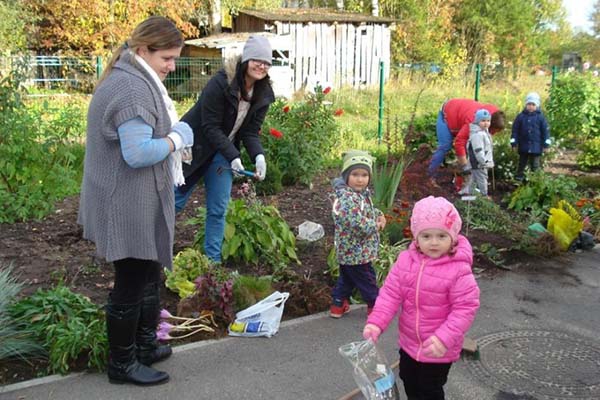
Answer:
[
  {"left": 111, "top": 258, "right": 161, "bottom": 305},
  {"left": 399, "top": 349, "right": 452, "bottom": 400}
]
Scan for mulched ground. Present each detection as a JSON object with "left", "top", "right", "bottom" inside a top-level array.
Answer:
[{"left": 0, "top": 159, "right": 544, "bottom": 385}]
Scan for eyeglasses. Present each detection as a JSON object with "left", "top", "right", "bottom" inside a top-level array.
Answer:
[{"left": 250, "top": 59, "right": 272, "bottom": 69}]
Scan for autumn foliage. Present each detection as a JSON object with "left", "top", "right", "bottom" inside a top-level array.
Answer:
[{"left": 23, "top": 0, "right": 202, "bottom": 54}]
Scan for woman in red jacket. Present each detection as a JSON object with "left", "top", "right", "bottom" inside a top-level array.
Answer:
[{"left": 428, "top": 98, "right": 505, "bottom": 177}]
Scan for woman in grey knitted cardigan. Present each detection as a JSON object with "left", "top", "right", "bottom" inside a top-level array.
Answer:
[{"left": 78, "top": 16, "right": 193, "bottom": 386}]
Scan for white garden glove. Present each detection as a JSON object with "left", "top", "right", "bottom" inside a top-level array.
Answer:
[
  {"left": 230, "top": 158, "right": 245, "bottom": 175},
  {"left": 255, "top": 154, "right": 266, "bottom": 181},
  {"left": 168, "top": 121, "right": 193, "bottom": 151}
]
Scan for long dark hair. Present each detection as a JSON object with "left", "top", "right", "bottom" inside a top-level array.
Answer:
[{"left": 235, "top": 61, "right": 271, "bottom": 103}]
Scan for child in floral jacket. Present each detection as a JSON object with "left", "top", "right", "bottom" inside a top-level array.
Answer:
[{"left": 330, "top": 150, "right": 386, "bottom": 318}]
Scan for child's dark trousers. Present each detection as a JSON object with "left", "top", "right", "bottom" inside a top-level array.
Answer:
[
  {"left": 399, "top": 348, "right": 452, "bottom": 400},
  {"left": 516, "top": 152, "right": 541, "bottom": 180},
  {"left": 331, "top": 262, "right": 378, "bottom": 307}
]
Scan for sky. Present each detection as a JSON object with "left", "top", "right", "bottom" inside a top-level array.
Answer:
[{"left": 563, "top": 0, "right": 595, "bottom": 32}]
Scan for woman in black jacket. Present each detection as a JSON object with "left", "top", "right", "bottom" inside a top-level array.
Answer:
[{"left": 176, "top": 35, "right": 275, "bottom": 262}]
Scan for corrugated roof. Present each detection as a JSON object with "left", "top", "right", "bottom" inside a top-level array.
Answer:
[
  {"left": 185, "top": 32, "right": 290, "bottom": 50},
  {"left": 237, "top": 8, "right": 396, "bottom": 24}
]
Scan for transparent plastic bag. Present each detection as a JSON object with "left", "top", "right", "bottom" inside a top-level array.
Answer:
[{"left": 338, "top": 339, "right": 399, "bottom": 400}]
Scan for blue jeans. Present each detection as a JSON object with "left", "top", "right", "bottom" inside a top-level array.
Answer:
[
  {"left": 174, "top": 152, "right": 232, "bottom": 262},
  {"left": 428, "top": 110, "right": 453, "bottom": 177}
]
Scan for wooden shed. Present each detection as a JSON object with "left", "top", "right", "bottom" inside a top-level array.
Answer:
[
  {"left": 184, "top": 32, "right": 294, "bottom": 98},
  {"left": 232, "top": 8, "right": 395, "bottom": 91}
]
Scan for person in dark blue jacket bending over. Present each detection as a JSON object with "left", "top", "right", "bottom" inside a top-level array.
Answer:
[
  {"left": 511, "top": 92, "right": 551, "bottom": 181},
  {"left": 175, "top": 35, "right": 275, "bottom": 262}
]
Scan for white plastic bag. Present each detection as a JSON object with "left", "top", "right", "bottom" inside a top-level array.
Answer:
[
  {"left": 228, "top": 291, "right": 289, "bottom": 338},
  {"left": 339, "top": 339, "right": 399, "bottom": 400},
  {"left": 297, "top": 220, "right": 325, "bottom": 241}
]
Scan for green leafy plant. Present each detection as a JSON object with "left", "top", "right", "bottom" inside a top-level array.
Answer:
[
  {"left": 577, "top": 136, "right": 600, "bottom": 171},
  {"left": 491, "top": 132, "right": 520, "bottom": 181},
  {"left": 9, "top": 285, "right": 107, "bottom": 374},
  {"left": 261, "top": 87, "right": 339, "bottom": 186},
  {"left": 455, "top": 197, "right": 526, "bottom": 238},
  {"left": 507, "top": 171, "right": 579, "bottom": 217},
  {"left": 232, "top": 273, "right": 274, "bottom": 312},
  {"left": 546, "top": 73, "right": 600, "bottom": 144},
  {"left": 372, "top": 156, "right": 408, "bottom": 213},
  {"left": 189, "top": 183, "right": 299, "bottom": 269},
  {"left": 0, "top": 265, "right": 44, "bottom": 362},
  {"left": 165, "top": 248, "right": 212, "bottom": 298},
  {"left": 0, "top": 65, "right": 86, "bottom": 222},
  {"left": 474, "top": 243, "right": 507, "bottom": 269}
]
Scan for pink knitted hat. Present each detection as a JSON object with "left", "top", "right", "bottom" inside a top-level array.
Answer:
[{"left": 410, "top": 196, "right": 462, "bottom": 242}]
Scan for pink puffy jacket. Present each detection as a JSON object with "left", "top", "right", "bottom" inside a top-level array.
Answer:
[{"left": 367, "top": 235, "right": 480, "bottom": 363}]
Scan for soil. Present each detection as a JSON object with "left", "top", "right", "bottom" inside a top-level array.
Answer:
[{"left": 0, "top": 150, "right": 591, "bottom": 386}]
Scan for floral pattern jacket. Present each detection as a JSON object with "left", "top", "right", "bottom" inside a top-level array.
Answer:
[{"left": 331, "top": 177, "right": 383, "bottom": 265}]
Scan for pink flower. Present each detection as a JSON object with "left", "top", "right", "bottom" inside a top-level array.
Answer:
[
  {"left": 323, "top": 86, "right": 331, "bottom": 94},
  {"left": 160, "top": 309, "right": 173, "bottom": 319},
  {"left": 157, "top": 329, "right": 173, "bottom": 341},
  {"left": 283, "top": 105, "right": 290, "bottom": 113},
  {"left": 269, "top": 128, "right": 283, "bottom": 139},
  {"left": 158, "top": 321, "right": 175, "bottom": 331}
]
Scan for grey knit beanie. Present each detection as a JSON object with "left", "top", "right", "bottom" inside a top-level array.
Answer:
[
  {"left": 525, "top": 92, "right": 541, "bottom": 108},
  {"left": 242, "top": 36, "right": 272, "bottom": 65}
]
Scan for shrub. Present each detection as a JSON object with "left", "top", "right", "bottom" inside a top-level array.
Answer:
[
  {"left": 492, "top": 132, "right": 519, "bottom": 181},
  {"left": 0, "top": 66, "right": 86, "bottom": 222},
  {"left": 261, "top": 88, "right": 339, "bottom": 186},
  {"left": 577, "top": 136, "right": 600, "bottom": 171},
  {"left": 546, "top": 73, "right": 600, "bottom": 144},
  {"left": 507, "top": 171, "right": 579, "bottom": 218}
]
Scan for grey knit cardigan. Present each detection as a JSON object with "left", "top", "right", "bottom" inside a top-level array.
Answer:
[{"left": 78, "top": 51, "right": 175, "bottom": 269}]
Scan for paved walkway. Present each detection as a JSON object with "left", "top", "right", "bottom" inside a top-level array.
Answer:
[{"left": 1, "top": 247, "right": 599, "bottom": 400}]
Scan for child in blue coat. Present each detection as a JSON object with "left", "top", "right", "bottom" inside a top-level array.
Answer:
[{"left": 510, "top": 92, "right": 551, "bottom": 181}]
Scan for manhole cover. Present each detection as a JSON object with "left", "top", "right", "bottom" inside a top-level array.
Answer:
[{"left": 465, "top": 330, "right": 600, "bottom": 399}]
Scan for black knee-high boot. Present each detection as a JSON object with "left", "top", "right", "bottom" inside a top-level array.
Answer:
[
  {"left": 106, "top": 301, "right": 169, "bottom": 385},
  {"left": 136, "top": 282, "right": 172, "bottom": 366}
]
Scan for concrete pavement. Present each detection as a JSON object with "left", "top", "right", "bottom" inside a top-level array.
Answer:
[{"left": 1, "top": 247, "right": 599, "bottom": 400}]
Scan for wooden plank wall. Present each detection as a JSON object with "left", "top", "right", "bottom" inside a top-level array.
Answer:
[{"left": 284, "top": 22, "right": 390, "bottom": 91}]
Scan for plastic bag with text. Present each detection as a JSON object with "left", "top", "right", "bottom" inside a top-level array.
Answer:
[
  {"left": 228, "top": 291, "right": 289, "bottom": 338},
  {"left": 339, "top": 339, "right": 400, "bottom": 399}
]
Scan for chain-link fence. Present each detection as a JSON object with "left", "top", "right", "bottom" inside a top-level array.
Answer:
[{"left": 0, "top": 55, "right": 222, "bottom": 99}]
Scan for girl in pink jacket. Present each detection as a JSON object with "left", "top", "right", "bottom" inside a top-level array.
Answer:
[{"left": 363, "top": 196, "right": 480, "bottom": 400}]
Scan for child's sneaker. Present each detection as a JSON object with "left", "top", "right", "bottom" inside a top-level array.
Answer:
[{"left": 330, "top": 300, "right": 350, "bottom": 318}]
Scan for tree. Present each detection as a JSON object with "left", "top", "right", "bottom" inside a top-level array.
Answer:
[
  {"left": 0, "top": 0, "right": 32, "bottom": 55},
  {"left": 23, "top": 0, "right": 202, "bottom": 54},
  {"left": 592, "top": 0, "right": 600, "bottom": 37}
]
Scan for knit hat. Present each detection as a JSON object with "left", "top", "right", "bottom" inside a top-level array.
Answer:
[
  {"left": 410, "top": 196, "right": 462, "bottom": 242},
  {"left": 341, "top": 150, "right": 373, "bottom": 183},
  {"left": 525, "top": 92, "right": 541, "bottom": 108},
  {"left": 241, "top": 36, "right": 272, "bottom": 65},
  {"left": 474, "top": 109, "right": 491, "bottom": 124}
]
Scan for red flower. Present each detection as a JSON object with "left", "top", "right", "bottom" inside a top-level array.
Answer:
[
  {"left": 323, "top": 86, "right": 331, "bottom": 94},
  {"left": 334, "top": 108, "right": 344, "bottom": 116},
  {"left": 283, "top": 105, "right": 290, "bottom": 113},
  {"left": 269, "top": 128, "right": 283, "bottom": 139}
]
